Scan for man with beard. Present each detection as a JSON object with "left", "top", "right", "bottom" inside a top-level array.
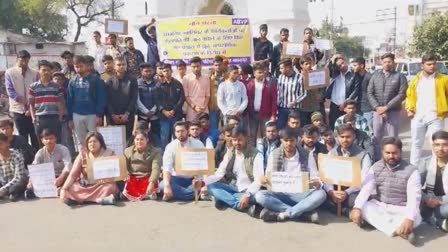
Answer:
[
  {"left": 351, "top": 137, "right": 421, "bottom": 245},
  {"left": 419, "top": 130, "right": 448, "bottom": 232},
  {"left": 301, "top": 125, "right": 328, "bottom": 165},
  {"left": 123, "top": 37, "right": 145, "bottom": 79},
  {"left": 257, "top": 121, "right": 281, "bottom": 171}
]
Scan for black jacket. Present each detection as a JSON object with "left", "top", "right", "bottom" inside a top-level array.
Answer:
[
  {"left": 158, "top": 78, "right": 185, "bottom": 120},
  {"left": 326, "top": 63, "right": 362, "bottom": 103}
]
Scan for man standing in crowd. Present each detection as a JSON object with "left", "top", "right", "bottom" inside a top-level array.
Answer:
[
  {"left": 5, "top": 50, "right": 40, "bottom": 150},
  {"left": 368, "top": 53, "right": 407, "bottom": 161},
  {"left": 276, "top": 58, "right": 306, "bottom": 129},
  {"left": 271, "top": 28, "right": 289, "bottom": 77},
  {"left": 106, "top": 33, "right": 124, "bottom": 61},
  {"left": 352, "top": 57, "right": 373, "bottom": 131},
  {"left": 257, "top": 121, "right": 281, "bottom": 170},
  {"left": 351, "top": 137, "right": 421, "bottom": 245},
  {"left": 105, "top": 58, "right": 138, "bottom": 140},
  {"left": 209, "top": 55, "right": 226, "bottom": 129},
  {"left": 28, "top": 60, "right": 64, "bottom": 144},
  {"left": 217, "top": 65, "right": 248, "bottom": 126},
  {"left": 67, "top": 56, "right": 106, "bottom": 150},
  {"left": 100, "top": 55, "right": 115, "bottom": 81},
  {"left": 406, "top": 55, "right": 448, "bottom": 165},
  {"left": 89, "top": 31, "right": 106, "bottom": 73},
  {"left": 256, "top": 127, "right": 327, "bottom": 223},
  {"left": 136, "top": 63, "right": 161, "bottom": 138},
  {"left": 302, "top": 28, "right": 324, "bottom": 64},
  {"left": 158, "top": 64, "right": 185, "bottom": 150},
  {"left": 253, "top": 24, "right": 273, "bottom": 65},
  {"left": 123, "top": 37, "right": 145, "bottom": 79},
  {"left": 324, "top": 124, "right": 372, "bottom": 216},
  {"left": 139, "top": 18, "right": 159, "bottom": 67},
  {"left": 61, "top": 51, "right": 76, "bottom": 81},
  {"left": 161, "top": 121, "right": 204, "bottom": 201},
  {"left": 183, "top": 57, "right": 210, "bottom": 122},
  {"left": 174, "top": 60, "right": 187, "bottom": 82},
  {"left": 326, "top": 54, "right": 360, "bottom": 130},
  {"left": 247, "top": 63, "right": 277, "bottom": 145},
  {"left": 419, "top": 131, "right": 448, "bottom": 232}
]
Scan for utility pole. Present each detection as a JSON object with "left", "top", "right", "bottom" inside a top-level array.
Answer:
[
  {"left": 376, "top": 7, "right": 397, "bottom": 53},
  {"left": 330, "top": 0, "right": 334, "bottom": 40},
  {"left": 111, "top": 0, "right": 115, "bottom": 19}
]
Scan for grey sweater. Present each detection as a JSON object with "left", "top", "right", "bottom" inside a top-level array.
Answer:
[{"left": 367, "top": 70, "right": 407, "bottom": 111}]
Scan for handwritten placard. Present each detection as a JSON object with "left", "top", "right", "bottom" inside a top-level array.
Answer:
[
  {"left": 28, "top": 163, "right": 58, "bottom": 198},
  {"left": 303, "top": 68, "right": 330, "bottom": 90},
  {"left": 97, "top": 126, "right": 126, "bottom": 155},
  {"left": 175, "top": 148, "right": 215, "bottom": 176},
  {"left": 314, "top": 39, "right": 331, "bottom": 50},
  {"left": 105, "top": 18, "right": 128, "bottom": 35},
  {"left": 86, "top": 155, "right": 127, "bottom": 184},
  {"left": 270, "top": 171, "right": 309, "bottom": 194},
  {"left": 283, "top": 43, "right": 304, "bottom": 57},
  {"left": 318, "top": 153, "right": 362, "bottom": 188}
]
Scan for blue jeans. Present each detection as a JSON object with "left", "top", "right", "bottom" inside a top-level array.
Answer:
[
  {"left": 159, "top": 176, "right": 195, "bottom": 201},
  {"left": 277, "top": 108, "right": 299, "bottom": 129},
  {"left": 255, "top": 189, "right": 327, "bottom": 219},
  {"left": 208, "top": 182, "right": 256, "bottom": 210},
  {"left": 209, "top": 111, "right": 220, "bottom": 130},
  {"left": 160, "top": 117, "right": 177, "bottom": 151}
]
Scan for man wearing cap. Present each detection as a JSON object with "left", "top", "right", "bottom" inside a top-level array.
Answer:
[
  {"left": 61, "top": 51, "right": 76, "bottom": 81},
  {"left": 5, "top": 50, "right": 40, "bottom": 150},
  {"left": 139, "top": 18, "right": 160, "bottom": 67},
  {"left": 106, "top": 34, "right": 125, "bottom": 61},
  {"left": 253, "top": 24, "right": 273, "bottom": 65}
]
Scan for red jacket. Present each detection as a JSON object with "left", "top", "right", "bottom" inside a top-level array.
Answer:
[{"left": 247, "top": 78, "right": 278, "bottom": 119}]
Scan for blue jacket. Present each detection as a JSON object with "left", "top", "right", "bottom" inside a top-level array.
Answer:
[
  {"left": 139, "top": 25, "right": 160, "bottom": 67},
  {"left": 66, "top": 74, "right": 106, "bottom": 120}
]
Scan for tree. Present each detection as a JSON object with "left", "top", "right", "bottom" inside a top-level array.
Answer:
[
  {"left": 410, "top": 12, "right": 448, "bottom": 59},
  {"left": 0, "top": 0, "right": 67, "bottom": 41},
  {"left": 318, "top": 18, "right": 370, "bottom": 59},
  {"left": 65, "top": 0, "right": 124, "bottom": 42}
]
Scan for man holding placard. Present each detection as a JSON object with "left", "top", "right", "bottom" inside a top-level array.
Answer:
[
  {"left": 256, "top": 128, "right": 326, "bottom": 223},
  {"left": 351, "top": 137, "right": 421, "bottom": 245},
  {"left": 195, "top": 128, "right": 263, "bottom": 213},
  {"left": 161, "top": 121, "right": 205, "bottom": 201},
  {"left": 323, "top": 124, "right": 372, "bottom": 216}
]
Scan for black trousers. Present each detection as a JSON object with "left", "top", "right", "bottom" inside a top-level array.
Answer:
[
  {"left": 35, "top": 115, "right": 62, "bottom": 146},
  {"left": 12, "top": 112, "right": 39, "bottom": 150},
  {"left": 329, "top": 102, "right": 345, "bottom": 130}
]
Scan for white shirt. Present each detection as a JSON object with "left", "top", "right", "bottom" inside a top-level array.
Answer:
[
  {"left": 162, "top": 138, "right": 205, "bottom": 176},
  {"left": 205, "top": 151, "right": 264, "bottom": 194},
  {"left": 217, "top": 80, "right": 248, "bottom": 115},
  {"left": 254, "top": 80, "right": 264, "bottom": 112},
  {"left": 415, "top": 73, "right": 437, "bottom": 121},
  {"left": 88, "top": 43, "right": 106, "bottom": 73},
  {"left": 266, "top": 151, "right": 319, "bottom": 180},
  {"left": 331, "top": 73, "right": 346, "bottom": 106}
]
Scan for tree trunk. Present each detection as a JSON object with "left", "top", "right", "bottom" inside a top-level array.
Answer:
[{"left": 73, "top": 18, "right": 82, "bottom": 42}]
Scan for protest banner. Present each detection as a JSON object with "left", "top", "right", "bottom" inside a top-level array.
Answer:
[
  {"left": 269, "top": 171, "right": 309, "bottom": 194},
  {"left": 86, "top": 155, "right": 127, "bottom": 184},
  {"left": 97, "top": 126, "right": 126, "bottom": 155},
  {"left": 175, "top": 148, "right": 215, "bottom": 176},
  {"left": 303, "top": 68, "right": 330, "bottom": 90},
  {"left": 318, "top": 153, "right": 362, "bottom": 216},
  {"left": 28, "top": 163, "right": 58, "bottom": 198},
  {"left": 105, "top": 18, "right": 128, "bottom": 35},
  {"left": 157, "top": 16, "right": 252, "bottom": 66}
]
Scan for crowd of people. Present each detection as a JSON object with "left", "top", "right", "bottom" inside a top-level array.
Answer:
[{"left": 1, "top": 21, "right": 447, "bottom": 246}]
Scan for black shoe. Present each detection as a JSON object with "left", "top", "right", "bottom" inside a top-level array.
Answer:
[
  {"left": 214, "top": 199, "right": 228, "bottom": 210},
  {"left": 9, "top": 194, "right": 18, "bottom": 202},
  {"left": 64, "top": 199, "right": 78, "bottom": 206},
  {"left": 246, "top": 205, "right": 262, "bottom": 218},
  {"left": 407, "top": 232, "right": 417, "bottom": 246},
  {"left": 24, "top": 189, "right": 36, "bottom": 200},
  {"left": 262, "top": 209, "right": 280, "bottom": 222}
]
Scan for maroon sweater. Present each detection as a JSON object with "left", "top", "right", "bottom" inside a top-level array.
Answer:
[{"left": 246, "top": 78, "right": 278, "bottom": 119}]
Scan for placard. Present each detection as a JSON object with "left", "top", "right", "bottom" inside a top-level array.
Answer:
[
  {"left": 303, "top": 68, "right": 330, "bottom": 90},
  {"left": 269, "top": 171, "right": 309, "bottom": 194},
  {"left": 97, "top": 126, "right": 126, "bottom": 155},
  {"left": 318, "top": 153, "right": 362, "bottom": 188},
  {"left": 86, "top": 155, "right": 127, "bottom": 184},
  {"left": 105, "top": 18, "right": 128, "bottom": 35},
  {"left": 28, "top": 163, "right": 58, "bottom": 198},
  {"left": 283, "top": 42, "right": 304, "bottom": 57},
  {"left": 175, "top": 148, "right": 215, "bottom": 176},
  {"left": 314, "top": 39, "right": 331, "bottom": 50}
]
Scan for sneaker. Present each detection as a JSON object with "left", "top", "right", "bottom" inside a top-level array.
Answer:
[
  {"left": 262, "top": 209, "right": 280, "bottom": 223},
  {"left": 246, "top": 205, "right": 262, "bottom": 218},
  {"left": 200, "top": 193, "right": 212, "bottom": 201},
  {"left": 407, "top": 232, "right": 417, "bottom": 246},
  {"left": 214, "top": 199, "right": 228, "bottom": 210},
  {"left": 149, "top": 193, "right": 158, "bottom": 200},
  {"left": 24, "top": 189, "right": 36, "bottom": 200},
  {"left": 441, "top": 219, "right": 448, "bottom": 233},
  {"left": 8, "top": 194, "right": 18, "bottom": 202},
  {"left": 100, "top": 195, "right": 116, "bottom": 205},
  {"left": 303, "top": 211, "right": 320, "bottom": 224},
  {"left": 259, "top": 208, "right": 269, "bottom": 220}
]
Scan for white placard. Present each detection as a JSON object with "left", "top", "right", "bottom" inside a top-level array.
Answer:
[
  {"left": 92, "top": 158, "right": 121, "bottom": 180},
  {"left": 309, "top": 70, "right": 327, "bottom": 87},
  {"left": 285, "top": 43, "right": 303, "bottom": 56},
  {"left": 97, "top": 127, "right": 125, "bottom": 155},
  {"left": 321, "top": 158, "right": 353, "bottom": 184},
  {"left": 106, "top": 19, "right": 127, "bottom": 34},
  {"left": 314, "top": 39, "right": 331, "bottom": 50},
  {"left": 180, "top": 151, "right": 209, "bottom": 171},
  {"left": 28, "top": 163, "right": 58, "bottom": 198},
  {"left": 270, "top": 172, "right": 304, "bottom": 194}
]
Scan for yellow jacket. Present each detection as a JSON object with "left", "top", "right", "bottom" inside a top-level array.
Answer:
[{"left": 405, "top": 72, "right": 448, "bottom": 120}]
